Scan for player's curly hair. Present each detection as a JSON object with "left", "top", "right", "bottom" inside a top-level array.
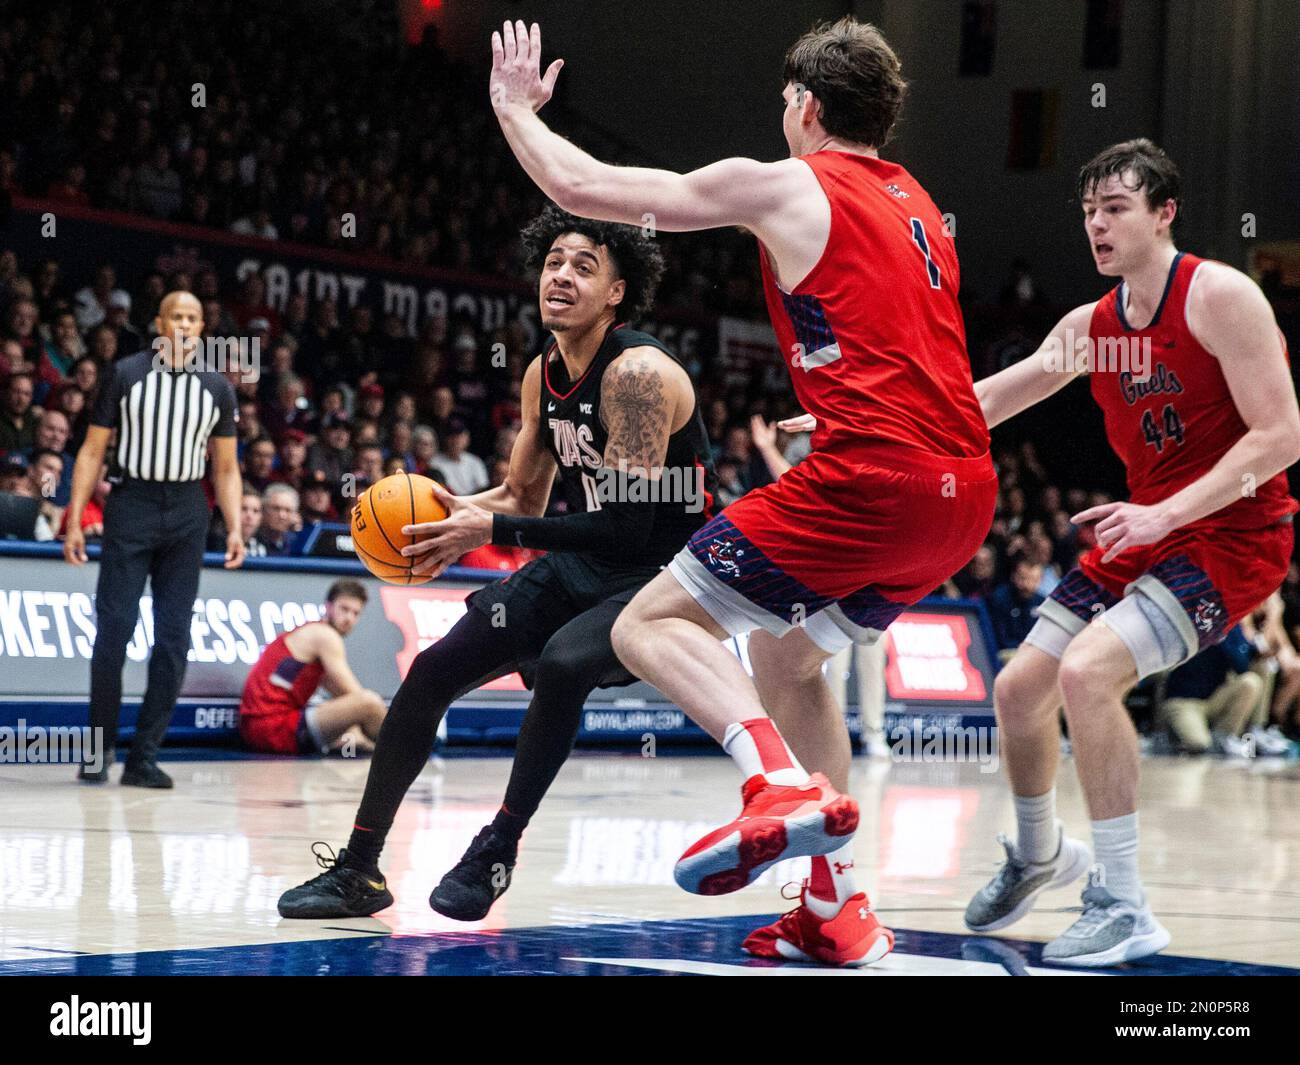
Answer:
[{"left": 520, "top": 205, "right": 666, "bottom": 324}]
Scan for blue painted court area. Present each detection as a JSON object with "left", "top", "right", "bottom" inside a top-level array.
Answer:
[{"left": 2, "top": 918, "right": 1294, "bottom": 977}]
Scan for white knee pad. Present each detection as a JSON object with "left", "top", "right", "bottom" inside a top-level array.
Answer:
[
  {"left": 1097, "top": 585, "right": 1196, "bottom": 679},
  {"left": 1021, "top": 599, "right": 1087, "bottom": 660}
]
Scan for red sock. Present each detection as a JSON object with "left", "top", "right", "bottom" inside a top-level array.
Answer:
[{"left": 721, "top": 718, "right": 808, "bottom": 786}]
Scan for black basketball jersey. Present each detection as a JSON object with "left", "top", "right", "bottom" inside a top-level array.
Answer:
[{"left": 539, "top": 323, "right": 717, "bottom": 567}]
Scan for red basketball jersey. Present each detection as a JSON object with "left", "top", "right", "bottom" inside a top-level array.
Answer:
[
  {"left": 758, "top": 150, "right": 990, "bottom": 467},
  {"left": 1088, "top": 252, "right": 1297, "bottom": 529},
  {"left": 240, "top": 626, "right": 326, "bottom": 715}
]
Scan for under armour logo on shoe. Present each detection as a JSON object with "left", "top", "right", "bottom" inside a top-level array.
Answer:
[
  {"left": 858, "top": 907, "right": 870, "bottom": 920},
  {"left": 834, "top": 861, "right": 854, "bottom": 875}
]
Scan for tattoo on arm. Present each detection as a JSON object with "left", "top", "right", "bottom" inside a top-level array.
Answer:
[{"left": 601, "top": 356, "right": 670, "bottom": 473}]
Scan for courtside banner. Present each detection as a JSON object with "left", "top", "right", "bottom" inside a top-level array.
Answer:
[
  {"left": 0, "top": 552, "right": 994, "bottom": 742},
  {"left": 0, "top": 553, "right": 670, "bottom": 704}
]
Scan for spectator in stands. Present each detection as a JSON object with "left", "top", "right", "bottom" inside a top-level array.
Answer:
[
  {"left": 358, "top": 383, "right": 386, "bottom": 423},
  {"left": 240, "top": 487, "right": 269, "bottom": 559},
  {"left": 260, "top": 483, "right": 301, "bottom": 556},
  {"left": 410, "top": 424, "right": 439, "bottom": 477},
  {"left": 106, "top": 292, "right": 142, "bottom": 354},
  {"left": 307, "top": 411, "right": 353, "bottom": 488},
  {"left": 264, "top": 372, "right": 315, "bottom": 440},
  {"left": 27, "top": 447, "right": 65, "bottom": 532},
  {"left": 1158, "top": 626, "right": 1261, "bottom": 756},
  {"left": 714, "top": 457, "right": 746, "bottom": 508},
  {"left": 131, "top": 144, "right": 183, "bottom": 219},
  {"left": 242, "top": 437, "right": 278, "bottom": 494},
  {"left": 1, "top": 337, "right": 25, "bottom": 377},
  {"left": 73, "top": 263, "right": 128, "bottom": 332},
  {"left": 32, "top": 408, "right": 74, "bottom": 505},
  {"left": 434, "top": 416, "right": 487, "bottom": 495},
  {"left": 59, "top": 470, "right": 110, "bottom": 541},
  {"left": 0, "top": 370, "right": 37, "bottom": 453},
  {"left": 275, "top": 429, "right": 309, "bottom": 490},
  {"left": 987, "top": 557, "right": 1045, "bottom": 660},
  {"left": 300, "top": 473, "right": 338, "bottom": 523},
  {"left": 230, "top": 202, "right": 279, "bottom": 240},
  {"left": 714, "top": 423, "right": 771, "bottom": 493},
  {"left": 386, "top": 420, "right": 414, "bottom": 468},
  {"left": 42, "top": 308, "right": 84, "bottom": 378},
  {"left": 86, "top": 324, "right": 118, "bottom": 363},
  {"left": 353, "top": 443, "right": 385, "bottom": 489},
  {"left": 954, "top": 543, "right": 998, "bottom": 600},
  {"left": 1244, "top": 593, "right": 1300, "bottom": 753},
  {"left": 0, "top": 453, "right": 53, "bottom": 540},
  {"left": 3, "top": 297, "right": 40, "bottom": 365}
]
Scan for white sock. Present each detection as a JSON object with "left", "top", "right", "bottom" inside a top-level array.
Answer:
[
  {"left": 806, "top": 841, "right": 858, "bottom": 919},
  {"left": 721, "top": 719, "right": 808, "bottom": 786},
  {"left": 1014, "top": 788, "right": 1058, "bottom": 864},
  {"left": 1092, "top": 812, "right": 1142, "bottom": 906}
]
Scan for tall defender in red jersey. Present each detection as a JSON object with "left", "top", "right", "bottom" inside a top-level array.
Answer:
[
  {"left": 966, "top": 140, "right": 1300, "bottom": 966},
  {"left": 490, "top": 18, "right": 997, "bottom": 965}
]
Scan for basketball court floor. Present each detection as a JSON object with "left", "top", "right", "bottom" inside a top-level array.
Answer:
[{"left": 3, "top": 751, "right": 1298, "bottom": 976}]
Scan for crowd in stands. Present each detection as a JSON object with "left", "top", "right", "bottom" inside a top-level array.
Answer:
[{"left": 3, "top": 0, "right": 1300, "bottom": 752}]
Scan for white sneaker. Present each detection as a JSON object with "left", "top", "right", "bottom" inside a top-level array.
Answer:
[
  {"left": 964, "top": 821, "right": 1091, "bottom": 932},
  {"left": 1042, "top": 865, "right": 1171, "bottom": 968},
  {"left": 1215, "top": 731, "right": 1255, "bottom": 759},
  {"left": 1251, "top": 725, "right": 1293, "bottom": 757}
]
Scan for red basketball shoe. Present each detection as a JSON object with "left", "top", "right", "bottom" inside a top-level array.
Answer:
[
  {"left": 743, "top": 887, "right": 895, "bottom": 967},
  {"left": 674, "top": 772, "right": 859, "bottom": 896}
]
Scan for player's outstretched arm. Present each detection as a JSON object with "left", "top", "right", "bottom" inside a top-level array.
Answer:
[
  {"left": 490, "top": 19, "right": 795, "bottom": 232},
  {"left": 973, "top": 302, "right": 1097, "bottom": 428}
]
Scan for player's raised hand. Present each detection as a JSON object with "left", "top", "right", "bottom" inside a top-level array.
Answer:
[
  {"left": 1070, "top": 500, "right": 1175, "bottom": 564},
  {"left": 490, "top": 20, "right": 563, "bottom": 115}
]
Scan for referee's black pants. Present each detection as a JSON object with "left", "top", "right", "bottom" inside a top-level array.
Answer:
[{"left": 89, "top": 479, "right": 209, "bottom": 765}]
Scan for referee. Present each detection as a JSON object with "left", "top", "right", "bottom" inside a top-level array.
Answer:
[{"left": 65, "top": 291, "right": 245, "bottom": 787}]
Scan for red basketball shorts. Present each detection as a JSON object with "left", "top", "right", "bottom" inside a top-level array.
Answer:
[{"left": 669, "top": 443, "right": 997, "bottom": 652}]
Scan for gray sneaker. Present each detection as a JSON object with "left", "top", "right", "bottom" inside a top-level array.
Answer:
[
  {"left": 1041, "top": 865, "right": 1171, "bottom": 968},
  {"left": 964, "top": 821, "right": 1091, "bottom": 933}
]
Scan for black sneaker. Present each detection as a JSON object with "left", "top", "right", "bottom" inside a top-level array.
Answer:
[
  {"left": 278, "top": 844, "right": 394, "bottom": 919},
  {"left": 121, "top": 759, "right": 173, "bottom": 789},
  {"left": 429, "top": 827, "right": 517, "bottom": 921},
  {"left": 78, "top": 748, "right": 115, "bottom": 783}
]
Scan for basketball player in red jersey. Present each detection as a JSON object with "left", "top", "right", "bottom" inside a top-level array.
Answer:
[
  {"left": 491, "top": 18, "right": 998, "bottom": 965},
  {"left": 963, "top": 140, "right": 1300, "bottom": 966},
  {"left": 239, "top": 580, "right": 387, "bottom": 755}
]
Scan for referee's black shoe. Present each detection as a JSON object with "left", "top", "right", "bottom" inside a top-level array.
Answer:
[
  {"left": 278, "top": 844, "right": 394, "bottom": 919},
  {"left": 429, "top": 826, "right": 517, "bottom": 921},
  {"left": 121, "top": 757, "right": 173, "bottom": 789},
  {"left": 77, "top": 747, "right": 115, "bottom": 783}
]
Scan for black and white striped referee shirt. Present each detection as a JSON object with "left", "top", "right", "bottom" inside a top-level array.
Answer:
[{"left": 91, "top": 350, "right": 237, "bottom": 481}]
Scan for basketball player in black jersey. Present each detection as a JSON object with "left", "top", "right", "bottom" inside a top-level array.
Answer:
[{"left": 278, "top": 206, "right": 716, "bottom": 920}]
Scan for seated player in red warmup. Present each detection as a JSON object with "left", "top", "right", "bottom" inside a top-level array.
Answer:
[{"left": 239, "top": 580, "right": 386, "bottom": 754}]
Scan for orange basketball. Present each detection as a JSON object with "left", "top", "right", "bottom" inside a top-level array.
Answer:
[{"left": 350, "top": 472, "right": 449, "bottom": 585}]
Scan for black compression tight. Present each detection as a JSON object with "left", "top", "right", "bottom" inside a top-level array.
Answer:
[{"left": 346, "top": 598, "right": 627, "bottom": 871}]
